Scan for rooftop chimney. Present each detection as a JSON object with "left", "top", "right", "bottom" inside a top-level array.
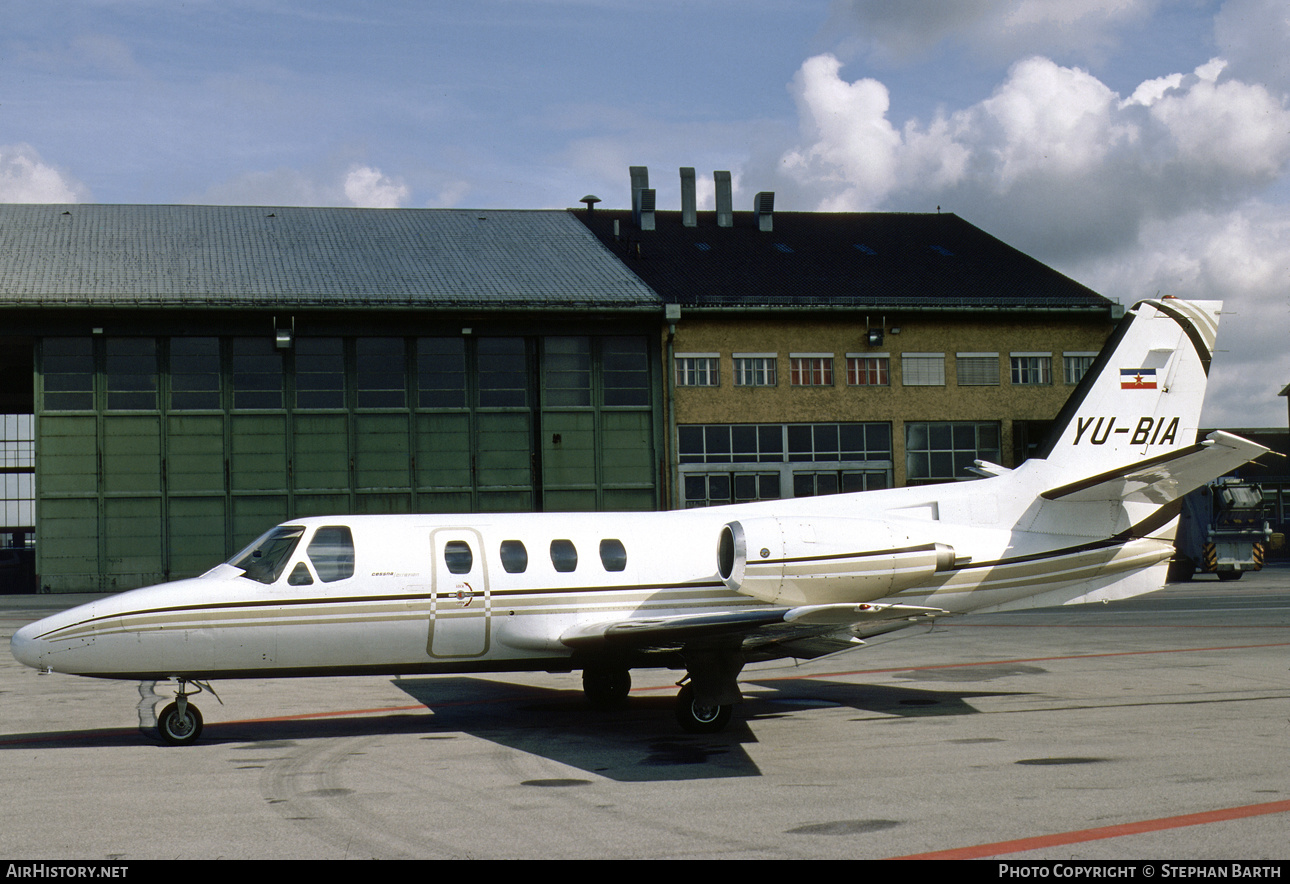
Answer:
[
  {"left": 680, "top": 167, "right": 697, "bottom": 228},
  {"left": 714, "top": 171, "right": 733, "bottom": 228},
  {"left": 630, "top": 166, "right": 650, "bottom": 228},
  {"left": 637, "top": 187, "right": 656, "bottom": 231},
  {"left": 753, "top": 191, "right": 774, "bottom": 232}
]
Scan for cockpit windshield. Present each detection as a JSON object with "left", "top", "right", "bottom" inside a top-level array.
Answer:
[{"left": 228, "top": 526, "right": 305, "bottom": 585}]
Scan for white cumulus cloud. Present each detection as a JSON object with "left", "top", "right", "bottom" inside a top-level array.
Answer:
[
  {"left": 0, "top": 145, "right": 88, "bottom": 202},
  {"left": 343, "top": 165, "right": 409, "bottom": 208}
]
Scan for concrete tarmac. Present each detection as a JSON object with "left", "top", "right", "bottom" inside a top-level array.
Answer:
[{"left": 2, "top": 569, "right": 1287, "bottom": 860}]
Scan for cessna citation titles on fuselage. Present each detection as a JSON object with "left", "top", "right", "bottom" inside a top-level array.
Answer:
[{"left": 11, "top": 298, "right": 1269, "bottom": 744}]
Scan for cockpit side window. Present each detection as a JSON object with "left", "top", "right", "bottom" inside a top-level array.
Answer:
[
  {"left": 230, "top": 526, "right": 305, "bottom": 585},
  {"left": 307, "top": 526, "right": 356, "bottom": 582}
]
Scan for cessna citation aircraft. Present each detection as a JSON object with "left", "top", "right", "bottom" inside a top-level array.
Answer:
[{"left": 11, "top": 298, "right": 1269, "bottom": 745}]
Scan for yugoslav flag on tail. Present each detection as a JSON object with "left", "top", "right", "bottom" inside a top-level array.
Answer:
[
  {"left": 1035, "top": 298, "right": 1226, "bottom": 478},
  {"left": 1019, "top": 297, "right": 1267, "bottom": 543}
]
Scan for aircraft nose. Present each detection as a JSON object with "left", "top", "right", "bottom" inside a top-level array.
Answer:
[{"left": 10, "top": 621, "right": 46, "bottom": 670}]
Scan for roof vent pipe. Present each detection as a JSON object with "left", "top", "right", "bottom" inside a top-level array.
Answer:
[
  {"left": 753, "top": 192, "right": 774, "bottom": 232},
  {"left": 715, "top": 171, "right": 733, "bottom": 228},
  {"left": 680, "top": 167, "right": 697, "bottom": 228}
]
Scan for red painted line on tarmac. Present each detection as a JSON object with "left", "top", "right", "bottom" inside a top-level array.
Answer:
[
  {"left": 755, "top": 641, "right": 1290, "bottom": 682},
  {"left": 887, "top": 799, "right": 1290, "bottom": 860}
]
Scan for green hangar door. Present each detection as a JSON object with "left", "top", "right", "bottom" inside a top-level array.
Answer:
[{"left": 34, "top": 333, "right": 660, "bottom": 592}]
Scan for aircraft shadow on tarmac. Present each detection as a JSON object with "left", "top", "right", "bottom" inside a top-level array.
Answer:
[{"left": 0, "top": 676, "right": 1022, "bottom": 782}]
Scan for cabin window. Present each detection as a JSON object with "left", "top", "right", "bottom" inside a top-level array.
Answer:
[
  {"left": 500, "top": 540, "right": 528, "bottom": 573},
  {"left": 287, "top": 562, "right": 314, "bottom": 585},
  {"left": 550, "top": 539, "right": 577, "bottom": 572},
  {"left": 599, "top": 539, "right": 627, "bottom": 572},
  {"left": 444, "top": 540, "right": 473, "bottom": 575},
  {"left": 230, "top": 526, "right": 305, "bottom": 584},
  {"left": 307, "top": 526, "right": 355, "bottom": 582}
]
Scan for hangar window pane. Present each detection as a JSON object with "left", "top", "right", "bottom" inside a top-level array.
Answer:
[
  {"left": 105, "top": 338, "right": 157, "bottom": 410},
  {"left": 599, "top": 539, "right": 627, "bottom": 571},
  {"left": 603, "top": 337, "right": 650, "bottom": 406},
  {"left": 307, "top": 525, "right": 355, "bottom": 582},
  {"left": 478, "top": 338, "right": 528, "bottom": 407},
  {"left": 550, "top": 539, "right": 577, "bottom": 572},
  {"left": 170, "top": 338, "right": 221, "bottom": 410},
  {"left": 444, "top": 539, "right": 473, "bottom": 575},
  {"left": 42, "top": 338, "right": 94, "bottom": 411},
  {"left": 544, "top": 337, "right": 591, "bottom": 407},
  {"left": 500, "top": 539, "right": 528, "bottom": 573},
  {"left": 296, "top": 338, "right": 345, "bottom": 409},
  {"left": 232, "top": 338, "right": 284, "bottom": 409},
  {"left": 418, "top": 338, "right": 467, "bottom": 408},
  {"left": 905, "top": 421, "right": 1001, "bottom": 483},
  {"left": 356, "top": 338, "right": 406, "bottom": 408}
]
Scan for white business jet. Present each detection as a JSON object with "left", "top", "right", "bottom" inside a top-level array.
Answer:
[{"left": 11, "top": 298, "right": 1268, "bottom": 745}]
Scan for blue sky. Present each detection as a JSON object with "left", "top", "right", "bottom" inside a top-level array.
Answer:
[{"left": 3, "top": 0, "right": 1288, "bottom": 427}]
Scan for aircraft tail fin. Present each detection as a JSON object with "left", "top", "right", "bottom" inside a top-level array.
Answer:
[{"left": 1034, "top": 298, "right": 1228, "bottom": 479}]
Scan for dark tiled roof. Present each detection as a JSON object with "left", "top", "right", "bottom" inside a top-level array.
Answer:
[
  {"left": 575, "top": 209, "right": 1112, "bottom": 311},
  {"left": 0, "top": 205, "right": 659, "bottom": 309}
]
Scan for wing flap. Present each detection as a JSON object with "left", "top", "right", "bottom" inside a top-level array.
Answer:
[
  {"left": 559, "top": 603, "right": 947, "bottom": 653},
  {"left": 1041, "top": 431, "right": 1270, "bottom": 504}
]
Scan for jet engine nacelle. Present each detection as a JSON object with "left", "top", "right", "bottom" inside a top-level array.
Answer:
[{"left": 717, "top": 517, "right": 956, "bottom": 606}]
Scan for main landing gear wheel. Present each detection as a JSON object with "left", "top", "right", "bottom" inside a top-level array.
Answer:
[
  {"left": 675, "top": 683, "right": 732, "bottom": 734},
  {"left": 582, "top": 666, "right": 632, "bottom": 708},
  {"left": 158, "top": 700, "right": 203, "bottom": 746}
]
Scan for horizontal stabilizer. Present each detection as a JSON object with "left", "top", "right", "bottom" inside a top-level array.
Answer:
[{"left": 1041, "top": 431, "right": 1269, "bottom": 504}]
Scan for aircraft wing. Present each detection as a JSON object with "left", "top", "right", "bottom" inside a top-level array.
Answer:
[
  {"left": 559, "top": 602, "right": 947, "bottom": 660},
  {"left": 1041, "top": 431, "right": 1270, "bottom": 505}
]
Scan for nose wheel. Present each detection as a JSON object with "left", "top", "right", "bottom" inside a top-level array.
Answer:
[{"left": 157, "top": 679, "right": 215, "bottom": 745}]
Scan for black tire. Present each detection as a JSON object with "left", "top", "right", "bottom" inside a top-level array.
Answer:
[
  {"left": 1217, "top": 570, "right": 1243, "bottom": 581},
  {"left": 1167, "top": 556, "right": 1194, "bottom": 582},
  {"left": 158, "top": 701, "right": 203, "bottom": 746},
  {"left": 675, "top": 683, "right": 732, "bottom": 734},
  {"left": 582, "top": 667, "right": 632, "bottom": 708}
]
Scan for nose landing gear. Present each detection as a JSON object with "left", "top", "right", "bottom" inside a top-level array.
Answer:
[{"left": 157, "top": 679, "right": 217, "bottom": 746}]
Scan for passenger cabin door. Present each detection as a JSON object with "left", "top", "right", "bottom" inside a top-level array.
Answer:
[{"left": 428, "top": 527, "right": 490, "bottom": 657}]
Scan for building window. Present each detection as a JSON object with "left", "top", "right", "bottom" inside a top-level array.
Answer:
[
  {"left": 231, "top": 338, "right": 283, "bottom": 409},
  {"left": 544, "top": 336, "right": 592, "bottom": 407},
  {"left": 901, "top": 353, "right": 945, "bottom": 386},
  {"left": 675, "top": 355, "right": 719, "bottom": 387},
  {"left": 295, "top": 338, "right": 345, "bottom": 409},
  {"left": 603, "top": 337, "right": 650, "bottom": 406},
  {"left": 105, "top": 338, "right": 157, "bottom": 410},
  {"left": 683, "top": 472, "right": 781, "bottom": 508},
  {"left": 42, "top": 338, "right": 95, "bottom": 411},
  {"left": 733, "top": 354, "right": 777, "bottom": 387},
  {"left": 678, "top": 422, "right": 893, "bottom": 506},
  {"left": 417, "top": 337, "right": 468, "bottom": 408},
  {"left": 356, "top": 338, "right": 406, "bottom": 408},
  {"left": 1010, "top": 353, "right": 1052, "bottom": 385},
  {"left": 956, "top": 353, "right": 1000, "bottom": 386},
  {"left": 170, "top": 337, "right": 221, "bottom": 410},
  {"left": 793, "top": 470, "right": 888, "bottom": 497},
  {"left": 846, "top": 355, "right": 889, "bottom": 386},
  {"left": 1063, "top": 352, "right": 1097, "bottom": 385},
  {"left": 905, "top": 421, "right": 1001, "bottom": 483},
  {"left": 790, "top": 354, "right": 833, "bottom": 386},
  {"left": 477, "top": 337, "right": 528, "bottom": 407},
  {"left": 678, "top": 424, "right": 784, "bottom": 464}
]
